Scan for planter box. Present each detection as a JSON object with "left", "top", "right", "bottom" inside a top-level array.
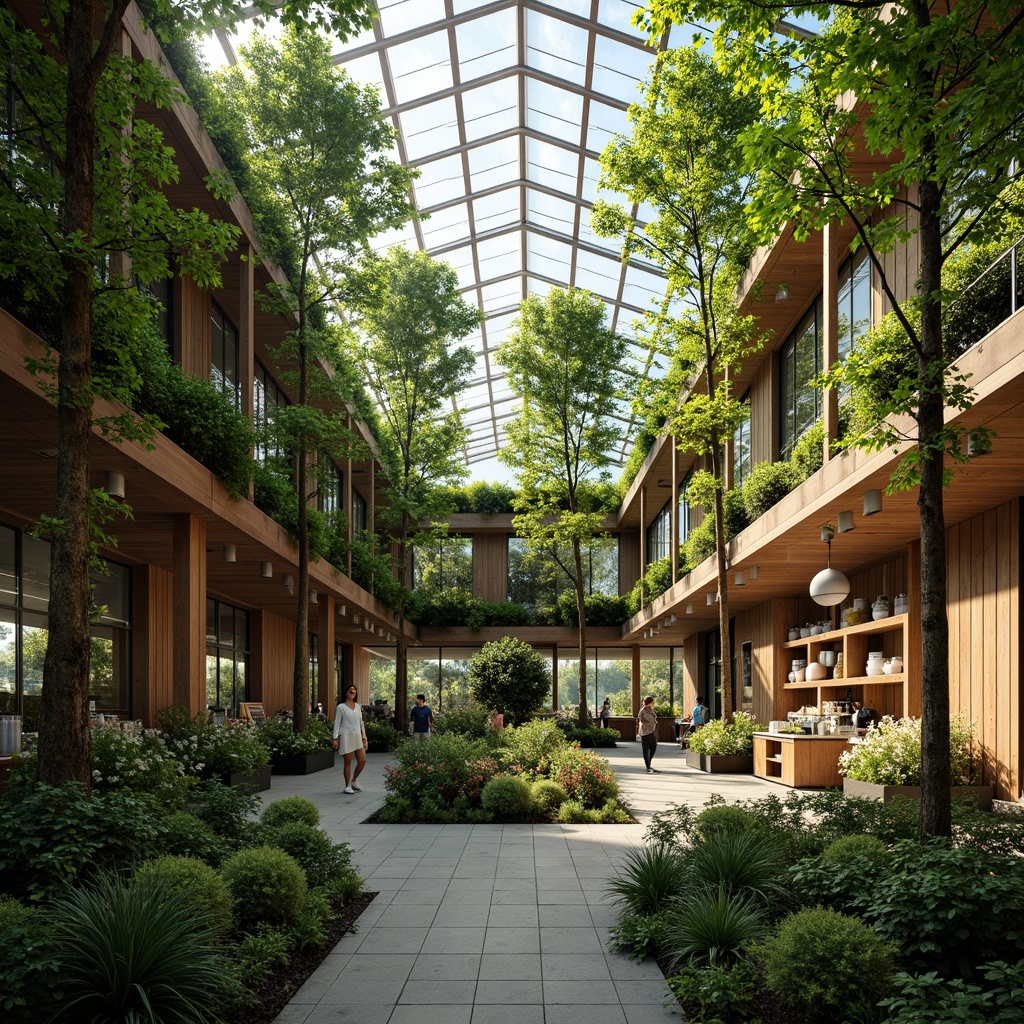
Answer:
[
  {"left": 271, "top": 750, "right": 336, "bottom": 775},
  {"left": 220, "top": 766, "right": 272, "bottom": 792},
  {"left": 686, "top": 750, "right": 754, "bottom": 774},
  {"left": 842, "top": 777, "right": 994, "bottom": 811}
]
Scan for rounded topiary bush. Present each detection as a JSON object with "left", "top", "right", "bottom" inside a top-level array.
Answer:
[
  {"left": 132, "top": 855, "right": 233, "bottom": 936},
  {"left": 219, "top": 846, "right": 307, "bottom": 930},
  {"left": 695, "top": 804, "right": 754, "bottom": 841},
  {"left": 162, "top": 811, "right": 228, "bottom": 865},
  {"left": 261, "top": 795, "right": 320, "bottom": 830},
  {"left": 757, "top": 907, "right": 897, "bottom": 1020},
  {"left": 481, "top": 775, "right": 534, "bottom": 818},
  {"left": 266, "top": 821, "right": 353, "bottom": 889},
  {"left": 556, "top": 799, "right": 600, "bottom": 824},
  {"left": 0, "top": 895, "right": 32, "bottom": 931},
  {"left": 531, "top": 779, "right": 569, "bottom": 816},
  {"left": 820, "top": 834, "right": 891, "bottom": 868}
]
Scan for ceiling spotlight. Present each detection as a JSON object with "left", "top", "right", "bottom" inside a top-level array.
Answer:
[
  {"left": 838, "top": 510, "right": 855, "bottom": 533},
  {"left": 223, "top": 544, "right": 236, "bottom": 563},
  {"left": 748, "top": 566, "right": 759, "bottom": 581},
  {"left": 353, "top": 614, "right": 361, "bottom": 625},
  {"left": 809, "top": 522, "right": 851, "bottom": 607},
  {"left": 669, "top": 614, "right": 677, "bottom": 624},
  {"left": 775, "top": 282, "right": 789, "bottom": 302},
  {"left": 103, "top": 471, "right": 125, "bottom": 499},
  {"left": 338, "top": 604, "right": 346, "bottom": 616},
  {"left": 260, "top": 561, "right": 273, "bottom": 578},
  {"left": 310, "top": 590, "right": 318, "bottom": 604},
  {"left": 686, "top": 603, "right": 694, "bottom": 615},
  {"left": 706, "top": 593, "right": 716, "bottom": 606},
  {"left": 735, "top": 571, "right": 745, "bottom": 586},
  {"left": 283, "top": 574, "right": 294, "bottom": 594},
  {"left": 863, "top": 489, "right": 883, "bottom": 516}
]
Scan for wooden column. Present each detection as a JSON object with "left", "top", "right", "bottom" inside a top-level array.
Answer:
[
  {"left": 670, "top": 441, "right": 679, "bottom": 585},
  {"left": 238, "top": 242, "right": 255, "bottom": 424},
  {"left": 172, "top": 513, "right": 206, "bottom": 712},
  {"left": 551, "top": 644, "right": 558, "bottom": 710},
  {"left": 639, "top": 485, "right": 648, "bottom": 602},
  {"left": 632, "top": 643, "right": 642, "bottom": 716},
  {"left": 822, "top": 221, "right": 841, "bottom": 463},
  {"left": 320, "top": 593, "right": 335, "bottom": 709},
  {"left": 131, "top": 565, "right": 174, "bottom": 726}
]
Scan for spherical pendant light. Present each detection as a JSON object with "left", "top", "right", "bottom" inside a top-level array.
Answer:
[{"left": 809, "top": 523, "right": 850, "bottom": 606}]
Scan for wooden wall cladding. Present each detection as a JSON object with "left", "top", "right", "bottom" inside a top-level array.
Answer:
[
  {"left": 748, "top": 358, "right": 776, "bottom": 468},
  {"left": 473, "top": 532, "right": 509, "bottom": 603},
  {"left": 252, "top": 610, "right": 295, "bottom": 716},
  {"left": 733, "top": 600, "right": 778, "bottom": 725},
  {"left": 132, "top": 565, "right": 174, "bottom": 726},
  {"left": 619, "top": 529, "right": 640, "bottom": 594},
  {"left": 178, "top": 277, "right": 209, "bottom": 378},
  {"left": 947, "top": 498, "right": 1020, "bottom": 802}
]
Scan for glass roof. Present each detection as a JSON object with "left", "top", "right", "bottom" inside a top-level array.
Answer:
[{"left": 208, "top": 2, "right": 675, "bottom": 479}]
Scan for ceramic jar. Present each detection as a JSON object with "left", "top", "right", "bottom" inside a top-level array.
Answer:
[
  {"left": 788, "top": 627, "right": 800, "bottom": 641},
  {"left": 894, "top": 593, "right": 909, "bottom": 615},
  {"left": 854, "top": 597, "right": 869, "bottom": 612},
  {"left": 872, "top": 596, "right": 890, "bottom": 620},
  {"left": 883, "top": 655, "right": 904, "bottom": 675},
  {"left": 866, "top": 651, "right": 886, "bottom": 676},
  {"left": 833, "top": 653, "right": 845, "bottom": 679}
]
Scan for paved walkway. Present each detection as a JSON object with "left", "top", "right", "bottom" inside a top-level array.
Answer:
[{"left": 261, "top": 738, "right": 783, "bottom": 1024}]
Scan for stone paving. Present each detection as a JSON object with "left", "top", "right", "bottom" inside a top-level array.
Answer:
[{"left": 261, "top": 737, "right": 783, "bottom": 1024}]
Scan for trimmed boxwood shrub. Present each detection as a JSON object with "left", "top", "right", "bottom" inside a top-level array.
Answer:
[
  {"left": 468, "top": 637, "right": 551, "bottom": 726},
  {"left": 531, "top": 779, "right": 569, "bottom": 815},
  {"left": 820, "top": 833, "right": 891, "bottom": 868},
  {"left": 219, "top": 847, "right": 307, "bottom": 930},
  {"left": 132, "top": 855, "right": 233, "bottom": 936},
  {"left": 261, "top": 796, "right": 320, "bottom": 830},
  {"left": 694, "top": 804, "right": 754, "bottom": 841},
  {"left": 265, "top": 821, "right": 353, "bottom": 889},
  {"left": 481, "top": 775, "right": 534, "bottom": 818},
  {"left": 161, "top": 811, "right": 229, "bottom": 866}
]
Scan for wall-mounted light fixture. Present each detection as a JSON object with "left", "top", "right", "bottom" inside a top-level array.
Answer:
[
  {"left": 863, "top": 489, "right": 883, "bottom": 516},
  {"left": 353, "top": 614, "right": 361, "bottom": 625},
  {"left": 222, "top": 544, "right": 236, "bottom": 563},
  {"left": 809, "top": 523, "right": 851, "bottom": 607},
  {"left": 775, "top": 282, "right": 789, "bottom": 302},
  {"left": 669, "top": 614, "right": 677, "bottom": 624},
  {"left": 686, "top": 603, "right": 694, "bottom": 615},
  {"left": 338, "top": 604, "right": 346, "bottom": 617},
  {"left": 735, "top": 571, "right": 745, "bottom": 586},
  {"left": 260, "top": 561, "right": 273, "bottom": 578},
  {"left": 283, "top": 574, "right": 294, "bottom": 595},
  {"left": 837, "top": 510, "right": 855, "bottom": 533},
  {"left": 310, "top": 590, "right": 318, "bottom": 604},
  {"left": 748, "top": 566, "right": 759, "bottom": 581},
  {"left": 707, "top": 593, "right": 716, "bottom": 606},
  {"left": 103, "top": 471, "right": 125, "bottom": 500}
]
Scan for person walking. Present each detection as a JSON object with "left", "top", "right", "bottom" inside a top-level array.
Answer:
[
  {"left": 332, "top": 685, "right": 368, "bottom": 794},
  {"left": 637, "top": 695, "right": 659, "bottom": 773},
  {"left": 599, "top": 698, "right": 612, "bottom": 728},
  {"left": 409, "top": 693, "right": 434, "bottom": 741}
]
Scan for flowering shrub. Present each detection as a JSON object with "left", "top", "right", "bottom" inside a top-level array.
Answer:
[
  {"left": 497, "top": 718, "right": 567, "bottom": 776},
  {"left": 89, "top": 722, "right": 191, "bottom": 806},
  {"left": 158, "top": 708, "right": 270, "bottom": 778},
  {"left": 383, "top": 732, "right": 498, "bottom": 809},
  {"left": 433, "top": 703, "right": 493, "bottom": 738},
  {"left": 548, "top": 746, "right": 618, "bottom": 808},
  {"left": 688, "top": 712, "right": 763, "bottom": 757},
  {"left": 257, "top": 719, "right": 333, "bottom": 757},
  {"left": 839, "top": 716, "right": 975, "bottom": 786}
]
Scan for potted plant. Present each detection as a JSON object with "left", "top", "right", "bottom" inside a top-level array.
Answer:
[
  {"left": 839, "top": 715, "right": 993, "bottom": 809},
  {"left": 259, "top": 719, "right": 336, "bottom": 775},
  {"left": 158, "top": 709, "right": 272, "bottom": 791},
  {"left": 686, "top": 712, "right": 763, "bottom": 773}
]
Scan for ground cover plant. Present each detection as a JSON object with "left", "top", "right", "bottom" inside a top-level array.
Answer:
[
  {"left": 607, "top": 791, "right": 1024, "bottom": 1023},
  {"left": 0, "top": 724, "right": 367, "bottom": 1024}
]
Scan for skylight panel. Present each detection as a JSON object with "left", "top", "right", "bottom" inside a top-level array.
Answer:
[
  {"left": 369, "top": 223, "right": 419, "bottom": 254},
  {"left": 456, "top": 11, "right": 517, "bottom": 82},
  {"left": 526, "top": 191, "right": 578, "bottom": 236},
  {"left": 526, "top": 138, "right": 579, "bottom": 192},
  {"left": 526, "top": 12, "right": 589, "bottom": 86},
  {"left": 622, "top": 263, "right": 665, "bottom": 308},
  {"left": 597, "top": 0, "right": 646, "bottom": 37},
  {"left": 399, "top": 96, "right": 460, "bottom": 161},
  {"left": 586, "top": 99, "right": 630, "bottom": 154},
  {"left": 452, "top": 0, "right": 501, "bottom": 15},
  {"left": 472, "top": 190, "right": 521, "bottom": 234},
  {"left": 475, "top": 235, "right": 520, "bottom": 280},
  {"left": 525, "top": 81, "right": 584, "bottom": 143},
  {"left": 526, "top": 235, "right": 573, "bottom": 281},
  {"left": 578, "top": 217, "right": 622, "bottom": 255},
  {"left": 388, "top": 31, "right": 454, "bottom": 107},
  {"left": 377, "top": 0, "right": 447, "bottom": 35},
  {"left": 573, "top": 260, "right": 624, "bottom": 299},
  {"left": 468, "top": 138, "right": 520, "bottom": 192},
  {"left": 480, "top": 280, "right": 522, "bottom": 311},
  {"left": 420, "top": 202, "right": 471, "bottom": 248},
  {"left": 339, "top": 53, "right": 387, "bottom": 95},
  {"left": 460, "top": 82, "right": 518, "bottom": 143},
  {"left": 591, "top": 35, "right": 653, "bottom": 98},
  {"left": 413, "top": 153, "right": 468, "bottom": 208}
]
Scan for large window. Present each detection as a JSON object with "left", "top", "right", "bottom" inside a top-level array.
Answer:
[
  {"left": 507, "top": 537, "right": 619, "bottom": 607},
  {"left": 779, "top": 300, "right": 822, "bottom": 459},
  {"left": 254, "top": 360, "right": 289, "bottom": 464},
  {"left": 318, "top": 460, "right": 343, "bottom": 515},
  {"left": 733, "top": 403, "right": 751, "bottom": 486},
  {"left": 135, "top": 275, "right": 173, "bottom": 352},
  {"left": 413, "top": 535, "right": 473, "bottom": 593},
  {"left": 837, "top": 249, "right": 871, "bottom": 363},
  {"left": 205, "top": 599, "right": 248, "bottom": 716},
  {"left": 646, "top": 501, "right": 671, "bottom": 566},
  {"left": 211, "top": 301, "right": 240, "bottom": 410},
  {"left": 0, "top": 523, "right": 130, "bottom": 730},
  {"left": 352, "top": 489, "right": 368, "bottom": 533}
]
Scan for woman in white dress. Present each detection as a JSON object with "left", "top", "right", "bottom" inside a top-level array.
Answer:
[{"left": 332, "top": 685, "right": 368, "bottom": 794}]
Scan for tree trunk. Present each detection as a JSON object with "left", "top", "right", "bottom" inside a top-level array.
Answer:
[
  {"left": 574, "top": 537, "right": 588, "bottom": 727},
  {"left": 916, "top": 179, "right": 952, "bottom": 839},
  {"left": 292, "top": 339, "right": 309, "bottom": 734},
  {"left": 37, "top": 1, "right": 111, "bottom": 788},
  {"left": 711, "top": 440, "right": 733, "bottom": 725}
]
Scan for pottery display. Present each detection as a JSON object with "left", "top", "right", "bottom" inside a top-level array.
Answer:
[
  {"left": 805, "top": 661, "right": 827, "bottom": 681},
  {"left": 788, "top": 627, "right": 800, "bottom": 641},
  {"left": 854, "top": 597, "right": 869, "bottom": 612},
  {"left": 894, "top": 593, "right": 909, "bottom": 615},
  {"left": 872, "top": 595, "right": 890, "bottom": 620},
  {"left": 866, "top": 651, "right": 886, "bottom": 676},
  {"left": 883, "top": 656, "right": 904, "bottom": 675},
  {"left": 834, "top": 653, "right": 845, "bottom": 678}
]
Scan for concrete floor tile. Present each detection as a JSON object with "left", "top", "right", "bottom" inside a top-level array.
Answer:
[
  {"left": 541, "top": 953, "right": 614, "bottom": 981},
  {"left": 544, "top": 979, "right": 619, "bottom": 1003},
  {"left": 322, "top": 976, "right": 406, "bottom": 1004},
  {"left": 408, "top": 953, "right": 482, "bottom": 981},
  {"left": 541, "top": 926, "right": 606, "bottom": 953},
  {"left": 487, "top": 904, "right": 539, "bottom": 927},
  {"left": 613, "top": 979, "right": 676, "bottom": 1004},
  {"left": 398, "top": 979, "right": 478, "bottom": 1004},
  {"left": 482, "top": 927, "right": 541, "bottom": 953},
  {"left": 474, "top": 979, "right": 544, "bottom": 1004},
  {"left": 544, "top": 1005, "right": 627, "bottom": 1024},
  {"left": 352, "top": 927, "right": 427, "bottom": 954},
  {"left": 375, "top": 904, "right": 438, "bottom": 927},
  {"left": 423, "top": 926, "right": 487, "bottom": 953},
  {"left": 299, "top": 1006, "right": 394, "bottom": 1024},
  {"left": 470, "top": 1005, "right": 545, "bottom": 1024},
  {"left": 604, "top": 953, "right": 666, "bottom": 979},
  {"left": 539, "top": 904, "right": 592, "bottom": 926},
  {"left": 389, "top": 1005, "right": 473, "bottom": 1024},
  {"left": 432, "top": 903, "right": 492, "bottom": 927},
  {"left": 478, "top": 953, "right": 542, "bottom": 980}
]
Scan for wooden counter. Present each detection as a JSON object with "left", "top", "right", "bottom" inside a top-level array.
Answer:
[{"left": 753, "top": 732, "right": 849, "bottom": 788}]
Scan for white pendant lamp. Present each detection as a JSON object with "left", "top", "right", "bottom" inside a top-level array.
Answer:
[{"left": 809, "top": 523, "right": 850, "bottom": 607}]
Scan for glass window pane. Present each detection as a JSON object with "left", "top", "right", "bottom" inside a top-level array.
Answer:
[
  {"left": 21, "top": 534, "right": 50, "bottom": 613},
  {"left": 526, "top": 13, "right": 589, "bottom": 86},
  {"left": 91, "top": 562, "right": 129, "bottom": 625},
  {"left": 387, "top": 31, "right": 454, "bottom": 108},
  {"left": 21, "top": 617, "right": 47, "bottom": 731},
  {"left": 206, "top": 652, "right": 219, "bottom": 710},
  {"left": 0, "top": 524, "right": 15, "bottom": 607},
  {"left": 457, "top": 11, "right": 517, "bottom": 82},
  {"left": 0, "top": 609, "right": 15, "bottom": 714}
]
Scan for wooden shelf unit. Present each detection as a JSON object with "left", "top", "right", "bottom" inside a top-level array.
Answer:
[
  {"left": 753, "top": 733, "right": 849, "bottom": 788},
  {"left": 777, "top": 614, "right": 912, "bottom": 720}
]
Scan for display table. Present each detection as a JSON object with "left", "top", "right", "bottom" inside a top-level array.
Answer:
[{"left": 753, "top": 732, "right": 849, "bottom": 788}]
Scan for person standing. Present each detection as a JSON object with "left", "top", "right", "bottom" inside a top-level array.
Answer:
[
  {"left": 332, "top": 685, "right": 368, "bottom": 794},
  {"left": 409, "top": 693, "right": 434, "bottom": 741},
  {"left": 599, "top": 698, "right": 612, "bottom": 727},
  {"left": 637, "top": 695, "right": 659, "bottom": 773}
]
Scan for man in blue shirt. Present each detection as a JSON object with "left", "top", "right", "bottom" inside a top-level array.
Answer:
[{"left": 410, "top": 693, "right": 434, "bottom": 741}]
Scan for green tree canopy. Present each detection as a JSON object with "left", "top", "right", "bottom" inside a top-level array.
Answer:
[{"left": 468, "top": 637, "right": 551, "bottom": 727}]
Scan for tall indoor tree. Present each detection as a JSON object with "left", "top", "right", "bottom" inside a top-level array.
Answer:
[
  {"left": 497, "top": 287, "right": 627, "bottom": 729},
  {"left": 215, "top": 24, "right": 414, "bottom": 733},
  {"left": 344, "top": 247, "right": 478, "bottom": 728},
  {"left": 592, "top": 46, "right": 762, "bottom": 725},
  {"left": 640, "top": 0, "right": 1024, "bottom": 835}
]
